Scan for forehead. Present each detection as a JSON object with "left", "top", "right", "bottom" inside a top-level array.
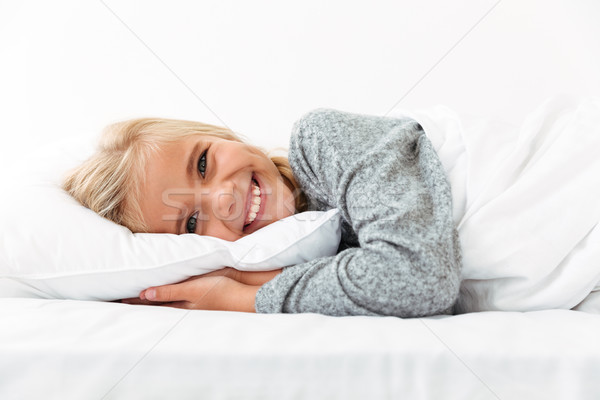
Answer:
[
  {"left": 154, "top": 135, "right": 213, "bottom": 158},
  {"left": 146, "top": 134, "right": 229, "bottom": 170}
]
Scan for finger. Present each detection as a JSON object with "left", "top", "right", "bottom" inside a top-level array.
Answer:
[
  {"left": 200, "top": 267, "right": 237, "bottom": 279},
  {"left": 120, "top": 297, "right": 140, "bottom": 303},
  {"left": 121, "top": 298, "right": 168, "bottom": 306},
  {"left": 141, "top": 287, "right": 156, "bottom": 301},
  {"left": 143, "top": 285, "right": 183, "bottom": 303},
  {"left": 122, "top": 299, "right": 190, "bottom": 309}
]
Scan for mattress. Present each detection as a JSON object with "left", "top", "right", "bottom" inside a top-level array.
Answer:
[{"left": 1, "top": 298, "right": 599, "bottom": 399}]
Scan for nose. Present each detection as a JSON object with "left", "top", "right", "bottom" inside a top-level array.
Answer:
[{"left": 204, "top": 180, "right": 240, "bottom": 223}]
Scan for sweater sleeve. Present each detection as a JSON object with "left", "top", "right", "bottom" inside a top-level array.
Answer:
[{"left": 254, "top": 108, "right": 462, "bottom": 317}]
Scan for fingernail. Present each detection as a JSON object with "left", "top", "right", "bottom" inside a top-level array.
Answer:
[{"left": 145, "top": 288, "right": 156, "bottom": 300}]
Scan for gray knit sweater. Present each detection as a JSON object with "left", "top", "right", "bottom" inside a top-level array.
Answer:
[{"left": 255, "top": 109, "right": 462, "bottom": 317}]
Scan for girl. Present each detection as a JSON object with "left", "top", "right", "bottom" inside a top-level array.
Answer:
[{"left": 63, "top": 108, "right": 462, "bottom": 316}]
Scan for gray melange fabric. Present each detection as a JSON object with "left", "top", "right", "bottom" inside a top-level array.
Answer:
[{"left": 255, "top": 108, "right": 462, "bottom": 317}]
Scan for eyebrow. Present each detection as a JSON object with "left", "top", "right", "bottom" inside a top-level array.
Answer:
[{"left": 175, "top": 141, "right": 201, "bottom": 235}]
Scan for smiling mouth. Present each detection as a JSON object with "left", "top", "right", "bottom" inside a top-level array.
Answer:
[{"left": 243, "top": 177, "right": 262, "bottom": 230}]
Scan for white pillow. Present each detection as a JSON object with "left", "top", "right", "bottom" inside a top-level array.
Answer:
[{"left": 0, "top": 136, "right": 341, "bottom": 301}]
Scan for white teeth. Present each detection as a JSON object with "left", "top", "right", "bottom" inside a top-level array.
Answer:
[{"left": 245, "top": 179, "right": 262, "bottom": 226}]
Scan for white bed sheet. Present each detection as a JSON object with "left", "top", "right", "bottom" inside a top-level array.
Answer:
[{"left": 1, "top": 298, "right": 599, "bottom": 400}]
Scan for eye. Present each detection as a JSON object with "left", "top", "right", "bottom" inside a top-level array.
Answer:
[
  {"left": 186, "top": 211, "right": 199, "bottom": 234},
  {"left": 197, "top": 149, "right": 208, "bottom": 178}
]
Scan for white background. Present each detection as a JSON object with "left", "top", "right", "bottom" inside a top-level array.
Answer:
[{"left": 1, "top": 0, "right": 599, "bottom": 169}]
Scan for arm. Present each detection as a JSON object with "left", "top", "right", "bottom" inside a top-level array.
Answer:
[{"left": 255, "top": 109, "right": 462, "bottom": 317}]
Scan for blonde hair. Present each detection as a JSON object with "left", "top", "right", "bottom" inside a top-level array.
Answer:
[{"left": 62, "top": 118, "right": 307, "bottom": 233}]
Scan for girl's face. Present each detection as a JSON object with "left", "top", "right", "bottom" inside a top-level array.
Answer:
[{"left": 138, "top": 136, "right": 296, "bottom": 241}]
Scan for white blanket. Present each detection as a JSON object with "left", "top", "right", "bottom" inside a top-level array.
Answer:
[{"left": 393, "top": 96, "right": 600, "bottom": 313}]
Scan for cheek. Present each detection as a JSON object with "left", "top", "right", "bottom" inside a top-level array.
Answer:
[
  {"left": 204, "top": 223, "right": 242, "bottom": 242},
  {"left": 273, "top": 178, "right": 296, "bottom": 217},
  {"left": 283, "top": 186, "right": 297, "bottom": 216}
]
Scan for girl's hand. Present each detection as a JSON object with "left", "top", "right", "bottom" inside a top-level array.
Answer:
[
  {"left": 208, "top": 267, "right": 283, "bottom": 286},
  {"left": 122, "top": 276, "right": 259, "bottom": 312},
  {"left": 120, "top": 267, "right": 283, "bottom": 312}
]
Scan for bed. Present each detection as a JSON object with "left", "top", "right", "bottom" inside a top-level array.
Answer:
[
  {"left": 2, "top": 96, "right": 600, "bottom": 400},
  {"left": 2, "top": 2, "right": 600, "bottom": 399},
  {"left": 2, "top": 298, "right": 600, "bottom": 399}
]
